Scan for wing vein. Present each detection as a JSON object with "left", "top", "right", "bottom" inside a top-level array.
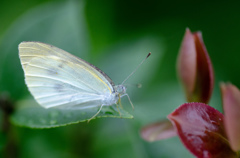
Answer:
[
  {"left": 27, "top": 63, "right": 102, "bottom": 94},
  {"left": 25, "top": 74, "right": 92, "bottom": 92},
  {"left": 36, "top": 91, "right": 101, "bottom": 99},
  {"left": 45, "top": 97, "right": 102, "bottom": 108}
]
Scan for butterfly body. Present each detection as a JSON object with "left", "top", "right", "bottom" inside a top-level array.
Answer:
[{"left": 19, "top": 42, "right": 126, "bottom": 112}]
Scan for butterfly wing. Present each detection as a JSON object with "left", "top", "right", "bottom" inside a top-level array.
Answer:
[{"left": 19, "top": 41, "right": 114, "bottom": 109}]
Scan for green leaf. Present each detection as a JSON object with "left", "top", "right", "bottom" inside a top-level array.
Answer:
[{"left": 11, "top": 100, "right": 133, "bottom": 128}]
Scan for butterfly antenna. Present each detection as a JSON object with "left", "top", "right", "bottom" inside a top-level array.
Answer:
[
  {"left": 137, "top": 83, "right": 142, "bottom": 88},
  {"left": 121, "top": 52, "right": 151, "bottom": 85},
  {"left": 124, "top": 83, "right": 142, "bottom": 88}
]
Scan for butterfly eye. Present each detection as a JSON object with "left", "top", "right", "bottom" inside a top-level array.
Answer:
[
  {"left": 122, "top": 86, "right": 126, "bottom": 94},
  {"left": 115, "top": 85, "right": 126, "bottom": 95}
]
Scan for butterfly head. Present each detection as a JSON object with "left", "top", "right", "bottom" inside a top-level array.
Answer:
[{"left": 114, "top": 85, "right": 127, "bottom": 96}]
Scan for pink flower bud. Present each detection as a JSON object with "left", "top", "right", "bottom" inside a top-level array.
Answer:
[
  {"left": 221, "top": 83, "right": 240, "bottom": 151},
  {"left": 177, "top": 28, "right": 214, "bottom": 103}
]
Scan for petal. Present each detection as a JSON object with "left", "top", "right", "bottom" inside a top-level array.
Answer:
[
  {"left": 140, "top": 119, "right": 177, "bottom": 142},
  {"left": 177, "top": 28, "right": 197, "bottom": 98},
  {"left": 168, "top": 102, "right": 237, "bottom": 158},
  {"left": 177, "top": 28, "right": 214, "bottom": 103},
  {"left": 221, "top": 83, "right": 240, "bottom": 151}
]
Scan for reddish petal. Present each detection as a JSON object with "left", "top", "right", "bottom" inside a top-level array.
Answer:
[
  {"left": 168, "top": 103, "right": 237, "bottom": 158},
  {"left": 177, "top": 28, "right": 214, "bottom": 103},
  {"left": 193, "top": 32, "right": 214, "bottom": 103},
  {"left": 221, "top": 83, "right": 240, "bottom": 151},
  {"left": 177, "top": 28, "right": 197, "bottom": 101},
  {"left": 140, "top": 119, "right": 177, "bottom": 142}
]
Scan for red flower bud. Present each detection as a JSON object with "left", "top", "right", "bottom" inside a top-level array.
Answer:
[{"left": 177, "top": 28, "right": 214, "bottom": 103}]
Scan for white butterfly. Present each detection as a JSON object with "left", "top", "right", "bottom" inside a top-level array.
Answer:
[{"left": 18, "top": 42, "right": 150, "bottom": 121}]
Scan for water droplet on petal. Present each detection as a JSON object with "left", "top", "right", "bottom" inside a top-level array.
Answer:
[{"left": 203, "top": 150, "right": 210, "bottom": 157}]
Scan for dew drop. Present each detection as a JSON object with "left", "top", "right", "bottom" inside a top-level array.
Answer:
[{"left": 203, "top": 150, "right": 209, "bottom": 157}]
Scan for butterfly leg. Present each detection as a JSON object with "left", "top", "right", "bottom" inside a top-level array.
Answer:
[
  {"left": 126, "top": 94, "right": 134, "bottom": 110},
  {"left": 88, "top": 104, "right": 104, "bottom": 123},
  {"left": 118, "top": 97, "right": 123, "bottom": 109},
  {"left": 120, "top": 94, "right": 134, "bottom": 110},
  {"left": 116, "top": 103, "right": 122, "bottom": 117}
]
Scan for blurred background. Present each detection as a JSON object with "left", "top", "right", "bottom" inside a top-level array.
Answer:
[{"left": 1, "top": 0, "right": 240, "bottom": 157}]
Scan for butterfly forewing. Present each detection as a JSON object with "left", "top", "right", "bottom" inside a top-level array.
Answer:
[{"left": 19, "top": 42, "right": 114, "bottom": 109}]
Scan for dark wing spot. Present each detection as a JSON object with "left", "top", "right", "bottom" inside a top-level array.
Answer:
[
  {"left": 46, "top": 68, "right": 58, "bottom": 75},
  {"left": 54, "top": 84, "right": 64, "bottom": 92},
  {"left": 58, "top": 63, "right": 64, "bottom": 68}
]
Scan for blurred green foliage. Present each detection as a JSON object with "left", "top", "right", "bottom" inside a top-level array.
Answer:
[{"left": 1, "top": 0, "right": 240, "bottom": 157}]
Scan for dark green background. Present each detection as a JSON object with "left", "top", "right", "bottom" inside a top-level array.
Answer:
[{"left": 1, "top": 0, "right": 240, "bottom": 157}]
